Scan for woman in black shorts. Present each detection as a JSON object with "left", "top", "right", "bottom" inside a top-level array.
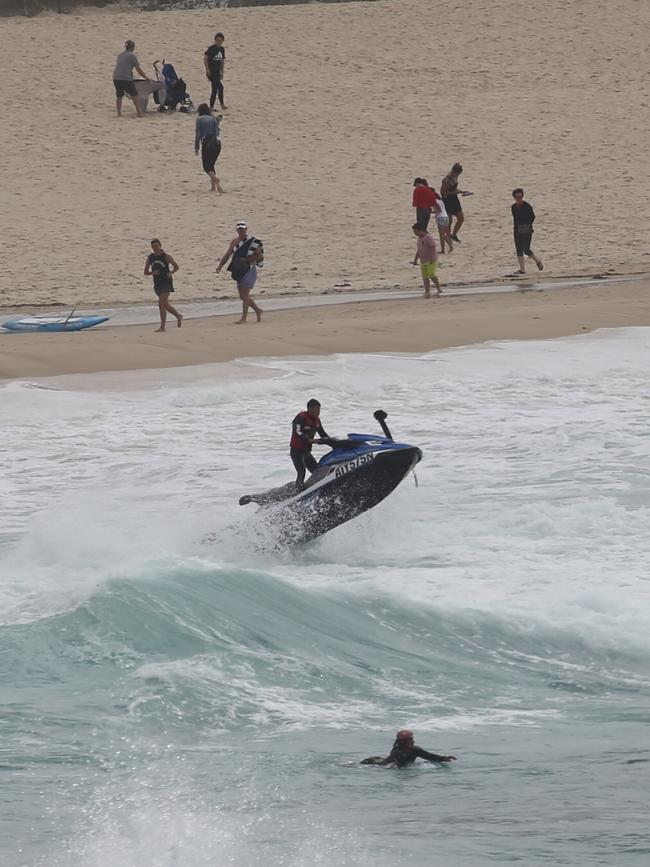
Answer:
[
  {"left": 510, "top": 188, "right": 543, "bottom": 274},
  {"left": 144, "top": 239, "right": 183, "bottom": 332},
  {"left": 441, "top": 162, "right": 471, "bottom": 242},
  {"left": 194, "top": 103, "right": 224, "bottom": 193}
]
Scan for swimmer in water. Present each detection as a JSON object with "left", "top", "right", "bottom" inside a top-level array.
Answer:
[{"left": 361, "top": 729, "right": 456, "bottom": 767}]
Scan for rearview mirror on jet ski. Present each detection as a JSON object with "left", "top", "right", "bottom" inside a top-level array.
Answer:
[
  {"left": 373, "top": 409, "right": 393, "bottom": 441},
  {"left": 237, "top": 411, "right": 421, "bottom": 545}
]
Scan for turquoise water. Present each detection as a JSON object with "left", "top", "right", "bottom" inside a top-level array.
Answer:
[{"left": 2, "top": 331, "right": 650, "bottom": 865}]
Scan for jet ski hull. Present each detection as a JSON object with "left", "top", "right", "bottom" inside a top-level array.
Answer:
[{"left": 242, "top": 444, "right": 422, "bottom": 546}]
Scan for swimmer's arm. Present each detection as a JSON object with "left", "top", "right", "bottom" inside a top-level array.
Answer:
[
  {"left": 415, "top": 747, "right": 456, "bottom": 763},
  {"left": 216, "top": 240, "right": 237, "bottom": 272},
  {"left": 203, "top": 52, "right": 211, "bottom": 78},
  {"left": 166, "top": 255, "right": 179, "bottom": 274},
  {"left": 144, "top": 258, "right": 152, "bottom": 276}
]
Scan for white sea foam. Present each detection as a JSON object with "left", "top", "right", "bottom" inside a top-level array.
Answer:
[{"left": 2, "top": 327, "right": 650, "bottom": 651}]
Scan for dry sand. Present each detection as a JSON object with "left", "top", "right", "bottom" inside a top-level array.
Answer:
[
  {"left": 2, "top": 277, "right": 650, "bottom": 380},
  {"left": 2, "top": 0, "right": 650, "bottom": 312}
]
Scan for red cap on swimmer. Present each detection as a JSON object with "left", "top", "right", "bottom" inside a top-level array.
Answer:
[{"left": 396, "top": 729, "right": 414, "bottom": 741}]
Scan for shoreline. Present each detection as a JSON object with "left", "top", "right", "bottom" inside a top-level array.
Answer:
[
  {"left": 2, "top": 276, "right": 650, "bottom": 382},
  {"left": 0, "top": 269, "right": 646, "bottom": 315}
]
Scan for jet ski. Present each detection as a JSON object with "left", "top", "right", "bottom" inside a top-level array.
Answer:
[{"left": 238, "top": 411, "right": 422, "bottom": 545}]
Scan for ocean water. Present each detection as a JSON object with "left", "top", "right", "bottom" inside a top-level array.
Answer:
[{"left": 2, "top": 329, "right": 650, "bottom": 867}]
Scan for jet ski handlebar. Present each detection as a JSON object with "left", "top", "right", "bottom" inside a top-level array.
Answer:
[{"left": 317, "top": 437, "right": 358, "bottom": 449}]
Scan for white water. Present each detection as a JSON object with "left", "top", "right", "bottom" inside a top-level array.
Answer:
[{"left": 2, "top": 327, "right": 650, "bottom": 866}]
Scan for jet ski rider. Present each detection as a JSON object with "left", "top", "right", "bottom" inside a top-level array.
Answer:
[{"left": 290, "top": 399, "right": 329, "bottom": 489}]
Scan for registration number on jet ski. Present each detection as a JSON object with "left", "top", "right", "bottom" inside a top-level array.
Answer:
[{"left": 334, "top": 453, "right": 375, "bottom": 477}]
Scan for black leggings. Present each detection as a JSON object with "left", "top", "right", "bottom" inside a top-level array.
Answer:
[
  {"left": 416, "top": 207, "right": 431, "bottom": 230},
  {"left": 290, "top": 448, "right": 318, "bottom": 488},
  {"left": 209, "top": 74, "right": 224, "bottom": 108},
  {"left": 201, "top": 137, "right": 222, "bottom": 174}
]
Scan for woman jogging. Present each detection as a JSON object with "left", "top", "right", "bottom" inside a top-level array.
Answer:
[
  {"left": 144, "top": 239, "right": 183, "bottom": 332},
  {"left": 194, "top": 103, "right": 224, "bottom": 193},
  {"left": 510, "top": 188, "right": 543, "bottom": 274}
]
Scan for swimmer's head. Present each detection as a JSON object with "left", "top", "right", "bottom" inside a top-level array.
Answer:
[
  {"left": 452, "top": 162, "right": 463, "bottom": 174},
  {"left": 125, "top": 39, "right": 135, "bottom": 51},
  {"left": 512, "top": 187, "right": 524, "bottom": 199},
  {"left": 413, "top": 177, "right": 424, "bottom": 186},
  {"left": 412, "top": 222, "right": 427, "bottom": 236},
  {"left": 150, "top": 238, "right": 162, "bottom": 252},
  {"left": 197, "top": 103, "right": 211, "bottom": 116},
  {"left": 214, "top": 32, "right": 225, "bottom": 44},
  {"left": 395, "top": 729, "right": 414, "bottom": 743}
]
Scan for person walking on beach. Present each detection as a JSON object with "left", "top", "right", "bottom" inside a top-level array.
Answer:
[
  {"left": 144, "top": 239, "right": 183, "bottom": 332},
  {"left": 112, "top": 40, "right": 150, "bottom": 118},
  {"left": 510, "top": 188, "right": 544, "bottom": 275},
  {"left": 412, "top": 222, "right": 441, "bottom": 298},
  {"left": 204, "top": 32, "right": 227, "bottom": 111},
  {"left": 432, "top": 188, "right": 453, "bottom": 254},
  {"left": 412, "top": 178, "right": 437, "bottom": 232},
  {"left": 216, "top": 222, "right": 264, "bottom": 324},
  {"left": 441, "top": 162, "right": 472, "bottom": 243},
  {"left": 195, "top": 103, "right": 224, "bottom": 193}
]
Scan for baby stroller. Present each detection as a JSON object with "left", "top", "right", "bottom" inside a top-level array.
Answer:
[{"left": 153, "top": 60, "right": 195, "bottom": 113}]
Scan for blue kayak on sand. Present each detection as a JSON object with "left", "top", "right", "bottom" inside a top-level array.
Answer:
[{"left": 2, "top": 315, "right": 109, "bottom": 333}]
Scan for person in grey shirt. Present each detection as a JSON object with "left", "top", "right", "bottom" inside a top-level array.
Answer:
[
  {"left": 194, "top": 103, "right": 224, "bottom": 192},
  {"left": 112, "top": 40, "right": 150, "bottom": 118}
]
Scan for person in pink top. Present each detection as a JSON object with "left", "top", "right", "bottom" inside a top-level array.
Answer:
[{"left": 412, "top": 222, "right": 441, "bottom": 298}]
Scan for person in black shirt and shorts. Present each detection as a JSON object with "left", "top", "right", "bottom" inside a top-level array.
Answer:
[
  {"left": 144, "top": 239, "right": 183, "bottom": 332},
  {"left": 204, "top": 32, "right": 227, "bottom": 111},
  {"left": 441, "top": 162, "right": 472, "bottom": 243},
  {"left": 510, "top": 188, "right": 544, "bottom": 275}
]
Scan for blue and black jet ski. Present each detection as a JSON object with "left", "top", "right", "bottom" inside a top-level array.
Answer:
[{"left": 238, "top": 411, "right": 422, "bottom": 545}]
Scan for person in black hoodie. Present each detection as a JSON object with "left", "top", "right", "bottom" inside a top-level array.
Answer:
[
  {"left": 511, "top": 188, "right": 544, "bottom": 275},
  {"left": 361, "top": 729, "right": 456, "bottom": 767}
]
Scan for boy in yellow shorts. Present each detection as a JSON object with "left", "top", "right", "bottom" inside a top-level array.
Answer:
[{"left": 412, "top": 222, "right": 442, "bottom": 298}]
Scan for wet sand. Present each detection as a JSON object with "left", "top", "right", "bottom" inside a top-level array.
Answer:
[{"left": 2, "top": 277, "right": 649, "bottom": 380}]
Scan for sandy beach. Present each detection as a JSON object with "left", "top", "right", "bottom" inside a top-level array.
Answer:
[
  {"left": 2, "top": 0, "right": 650, "bottom": 313},
  {"left": 2, "top": 276, "right": 649, "bottom": 380}
]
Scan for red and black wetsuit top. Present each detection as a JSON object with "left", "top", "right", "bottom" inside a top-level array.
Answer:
[{"left": 290, "top": 411, "right": 328, "bottom": 451}]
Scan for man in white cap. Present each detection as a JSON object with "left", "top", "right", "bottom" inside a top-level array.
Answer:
[{"left": 216, "top": 222, "right": 264, "bottom": 323}]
